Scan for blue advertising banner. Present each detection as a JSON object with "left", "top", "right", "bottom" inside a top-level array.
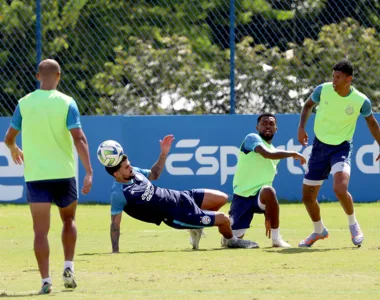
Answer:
[{"left": 1, "top": 114, "right": 379, "bottom": 203}]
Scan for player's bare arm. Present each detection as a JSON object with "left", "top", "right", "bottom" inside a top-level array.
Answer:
[
  {"left": 4, "top": 127, "right": 24, "bottom": 165},
  {"left": 110, "top": 213, "right": 122, "bottom": 253},
  {"left": 149, "top": 134, "right": 175, "bottom": 180},
  {"left": 70, "top": 128, "right": 93, "bottom": 194},
  {"left": 255, "top": 145, "right": 306, "bottom": 165},
  {"left": 364, "top": 114, "right": 380, "bottom": 161},
  {"left": 298, "top": 98, "right": 316, "bottom": 146}
]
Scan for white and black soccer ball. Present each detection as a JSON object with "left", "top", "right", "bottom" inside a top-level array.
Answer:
[{"left": 97, "top": 140, "right": 124, "bottom": 167}]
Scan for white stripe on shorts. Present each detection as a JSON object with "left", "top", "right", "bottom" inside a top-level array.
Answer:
[
  {"left": 303, "top": 179, "right": 324, "bottom": 186},
  {"left": 331, "top": 162, "right": 351, "bottom": 175}
]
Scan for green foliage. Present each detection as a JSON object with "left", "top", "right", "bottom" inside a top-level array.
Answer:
[{"left": 0, "top": 1, "right": 379, "bottom": 115}]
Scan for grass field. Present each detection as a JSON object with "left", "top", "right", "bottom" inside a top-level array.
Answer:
[{"left": 1, "top": 203, "right": 380, "bottom": 299}]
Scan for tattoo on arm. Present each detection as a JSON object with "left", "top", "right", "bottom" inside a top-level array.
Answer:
[
  {"left": 149, "top": 154, "right": 167, "bottom": 180},
  {"left": 110, "top": 215, "right": 120, "bottom": 253}
]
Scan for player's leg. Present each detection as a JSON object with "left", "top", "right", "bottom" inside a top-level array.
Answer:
[
  {"left": 299, "top": 138, "right": 330, "bottom": 247},
  {"left": 225, "top": 193, "right": 255, "bottom": 246},
  {"left": 258, "top": 186, "right": 290, "bottom": 248},
  {"left": 27, "top": 181, "right": 53, "bottom": 294},
  {"left": 54, "top": 178, "right": 78, "bottom": 288},
  {"left": 190, "top": 189, "right": 228, "bottom": 211},
  {"left": 186, "top": 189, "right": 227, "bottom": 248},
  {"left": 331, "top": 143, "right": 363, "bottom": 246}
]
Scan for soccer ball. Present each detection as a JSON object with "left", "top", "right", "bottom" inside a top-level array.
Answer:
[{"left": 97, "top": 140, "right": 124, "bottom": 167}]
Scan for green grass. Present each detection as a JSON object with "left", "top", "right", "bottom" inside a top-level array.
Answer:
[{"left": 1, "top": 203, "right": 380, "bottom": 299}]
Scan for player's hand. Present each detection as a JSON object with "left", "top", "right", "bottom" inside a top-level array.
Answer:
[
  {"left": 265, "top": 219, "right": 271, "bottom": 239},
  {"left": 81, "top": 173, "right": 93, "bottom": 195},
  {"left": 10, "top": 145, "right": 24, "bottom": 165},
  {"left": 297, "top": 127, "right": 308, "bottom": 146},
  {"left": 293, "top": 152, "right": 306, "bottom": 165},
  {"left": 160, "top": 134, "right": 175, "bottom": 156}
]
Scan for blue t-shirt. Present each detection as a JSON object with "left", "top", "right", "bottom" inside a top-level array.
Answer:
[
  {"left": 310, "top": 85, "right": 372, "bottom": 117},
  {"left": 110, "top": 167, "right": 151, "bottom": 215},
  {"left": 10, "top": 101, "right": 82, "bottom": 131},
  {"left": 241, "top": 133, "right": 264, "bottom": 153}
]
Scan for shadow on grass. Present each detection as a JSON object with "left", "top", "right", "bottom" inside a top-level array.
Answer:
[
  {"left": 79, "top": 248, "right": 232, "bottom": 256},
  {"left": 263, "top": 246, "right": 356, "bottom": 254},
  {"left": 0, "top": 290, "right": 74, "bottom": 298}
]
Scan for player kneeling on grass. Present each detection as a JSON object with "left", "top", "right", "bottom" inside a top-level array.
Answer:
[
  {"left": 103, "top": 137, "right": 258, "bottom": 251},
  {"left": 224, "top": 113, "right": 306, "bottom": 248}
]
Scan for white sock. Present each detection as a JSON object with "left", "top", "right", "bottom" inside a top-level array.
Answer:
[
  {"left": 271, "top": 228, "right": 279, "bottom": 241},
  {"left": 347, "top": 213, "right": 357, "bottom": 226},
  {"left": 42, "top": 277, "right": 52, "bottom": 285},
  {"left": 227, "top": 236, "right": 238, "bottom": 243},
  {"left": 64, "top": 261, "right": 74, "bottom": 272},
  {"left": 313, "top": 220, "right": 325, "bottom": 234}
]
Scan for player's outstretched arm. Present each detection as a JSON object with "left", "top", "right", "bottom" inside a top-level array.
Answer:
[
  {"left": 365, "top": 114, "right": 380, "bottom": 161},
  {"left": 110, "top": 213, "right": 122, "bottom": 253},
  {"left": 298, "top": 98, "right": 316, "bottom": 146},
  {"left": 149, "top": 134, "right": 175, "bottom": 180},
  {"left": 256, "top": 145, "right": 306, "bottom": 165}
]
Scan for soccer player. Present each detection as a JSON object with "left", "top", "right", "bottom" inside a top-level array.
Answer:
[
  {"left": 105, "top": 138, "right": 258, "bottom": 252},
  {"left": 226, "top": 113, "right": 306, "bottom": 248},
  {"left": 297, "top": 60, "right": 380, "bottom": 247},
  {"left": 4, "top": 59, "right": 93, "bottom": 294}
]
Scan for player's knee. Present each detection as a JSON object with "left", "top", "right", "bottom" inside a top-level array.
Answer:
[
  {"left": 333, "top": 184, "right": 348, "bottom": 197},
  {"left": 62, "top": 216, "right": 75, "bottom": 226},
  {"left": 219, "top": 192, "right": 228, "bottom": 206},
  {"left": 261, "top": 186, "right": 277, "bottom": 203},
  {"left": 215, "top": 212, "right": 231, "bottom": 227}
]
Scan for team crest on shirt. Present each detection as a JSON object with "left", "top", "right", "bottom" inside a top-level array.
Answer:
[
  {"left": 201, "top": 216, "right": 211, "bottom": 225},
  {"left": 345, "top": 105, "right": 354, "bottom": 115}
]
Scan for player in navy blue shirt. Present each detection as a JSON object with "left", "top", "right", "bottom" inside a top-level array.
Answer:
[{"left": 106, "top": 135, "right": 258, "bottom": 251}]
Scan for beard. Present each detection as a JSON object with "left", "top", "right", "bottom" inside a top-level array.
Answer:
[
  {"left": 123, "top": 173, "right": 135, "bottom": 181},
  {"left": 259, "top": 132, "right": 274, "bottom": 142}
]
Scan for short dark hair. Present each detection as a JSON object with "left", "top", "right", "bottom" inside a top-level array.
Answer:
[
  {"left": 105, "top": 155, "right": 127, "bottom": 177},
  {"left": 333, "top": 60, "right": 353, "bottom": 76},
  {"left": 257, "top": 113, "right": 276, "bottom": 124}
]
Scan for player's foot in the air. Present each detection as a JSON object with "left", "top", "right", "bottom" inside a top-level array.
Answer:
[
  {"left": 298, "top": 228, "right": 329, "bottom": 247},
  {"left": 189, "top": 228, "right": 203, "bottom": 250},
  {"left": 39, "top": 282, "right": 52, "bottom": 294},
  {"left": 227, "top": 238, "right": 259, "bottom": 249},
  {"left": 272, "top": 236, "right": 291, "bottom": 248},
  {"left": 349, "top": 223, "right": 364, "bottom": 247},
  {"left": 63, "top": 267, "right": 77, "bottom": 289}
]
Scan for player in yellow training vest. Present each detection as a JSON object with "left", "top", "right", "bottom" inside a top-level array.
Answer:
[
  {"left": 4, "top": 59, "right": 93, "bottom": 294},
  {"left": 226, "top": 113, "right": 306, "bottom": 248},
  {"left": 298, "top": 60, "right": 380, "bottom": 248}
]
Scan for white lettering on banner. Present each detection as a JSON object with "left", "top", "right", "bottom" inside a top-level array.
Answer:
[
  {"left": 0, "top": 141, "right": 79, "bottom": 202},
  {"left": 166, "top": 138, "right": 380, "bottom": 185},
  {"left": 166, "top": 139, "right": 239, "bottom": 185},
  {"left": 356, "top": 141, "right": 380, "bottom": 173},
  {"left": 0, "top": 142, "right": 24, "bottom": 201}
]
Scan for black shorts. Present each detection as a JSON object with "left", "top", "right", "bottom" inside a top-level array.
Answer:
[
  {"left": 229, "top": 190, "right": 265, "bottom": 230},
  {"left": 26, "top": 177, "right": 77, "bottom": 208}
]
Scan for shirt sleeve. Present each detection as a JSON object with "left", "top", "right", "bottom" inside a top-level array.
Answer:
[
  {"left": 360, "top": 98, "right": 372, "bottom": 117},
  {"left": 110, "top": 191, "right": 127, "bottom": 216},
  {"left": 310, "top": 85, "right": 323, "bottom": 103},
  {"left": 133, "top": 167, "right": 151, "bottom": 178},
  {"left": 66, "top": 101, "right": 82, "bottom": 130},
  {"left": 10, "top": 105, "right": 22, "bottom": 131},
  {"left": 242, "top": 133, "right": 263, "bottom": 152}
]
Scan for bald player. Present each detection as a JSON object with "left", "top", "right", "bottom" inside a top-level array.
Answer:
[{"left": 4, "top": 59, "right": 93, "bottom": 294}]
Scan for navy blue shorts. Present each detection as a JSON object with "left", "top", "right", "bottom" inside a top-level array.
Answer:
[
  {"left": 164, "top": 189, "right": 216, "bottom": 229},
  {"left": 26, "top": 177, "right": 78, "bottom": 208},
  {"left": 304, "top": 137, "right": 352, "bottom": 183},
  {"left": 229, "top": 191, "right": 265, "bottom": 230}
]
